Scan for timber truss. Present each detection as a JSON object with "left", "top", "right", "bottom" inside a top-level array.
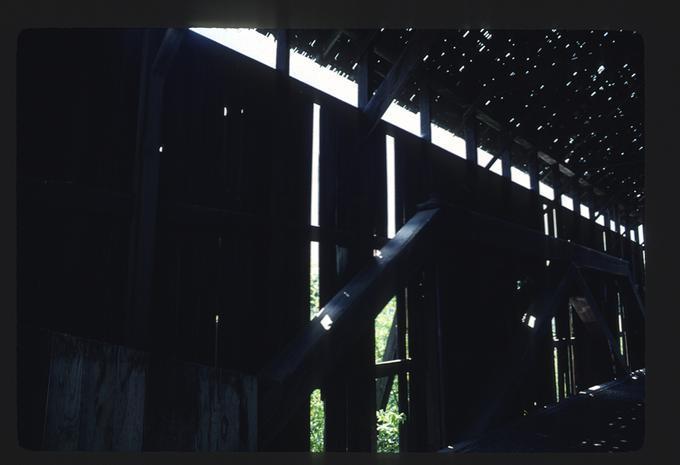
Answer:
[{"left": 258, "top": 200, "right": 645, "bottom": 447}]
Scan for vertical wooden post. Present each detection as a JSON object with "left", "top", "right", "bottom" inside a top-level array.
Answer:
[
  {"left": 620, "top": 210, "right": 629, "bottom": 260},
  {"left": 419, "top": 81, "right": 435, "bottom": 195},
  {"left": 611, "top": 207, "right": 622, "bottom": 258},
  {"left": 318, "top": 106, "right": 377, "bottom": 452},
  {"left": 396, "top": 289, "right": 409, "bottom": 450},
  {"left": 500, "top": 133, "right": 512, "bottom": 179},
  {"left": 419, "top": 83, "right": 432, "bottom": 142},
  {"left": 463, "top": 115, "right": 478, "bottom": 165},
  {"left": 275, "top": 29, "right": 289, "bottom": 75},
  {"left": 125, "top": 29, "right": 184, "bottom": 350},
  {"left": 572, "top": 178, "right": 581, "bottom": 217},
  {"left": 528, "top": 150, "right": 539, "bottom": 193},
  {"left": 406, "top": 261, "right": 445, "bottom": 451},
  {"left": 357, "top": 53, "right": 370, "bottom": 110},
  {"left": 552, "top": 164, "right": 561, "bottom": 204},
  {"left": 602, "top": 209, "right": 610, "bottom": 253}
]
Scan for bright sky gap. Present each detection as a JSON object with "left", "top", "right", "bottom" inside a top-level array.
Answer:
[{"left": 190, "top": 28, "right": 643, "bottom": 238}]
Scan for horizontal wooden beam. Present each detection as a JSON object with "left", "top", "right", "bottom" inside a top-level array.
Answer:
[
  {"left": 164, "top": 202, "right": 389, "bottom": 249},
  {"left": 375, "top": 358, "right": 412, "bottom": 378},
  {"left": 321, "top": 30, "right": 344, "bottom": 61},
  {"left": 443, "top": 204, "right": 631, "bottom": 277}
]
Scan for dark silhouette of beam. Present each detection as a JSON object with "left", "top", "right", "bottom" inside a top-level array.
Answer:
[
  {"left": 126, "top": 29, "right": 185, "bottom": 348},
  {"left": 275, "top": 29, "right": 289, "bottom": 74},
  {"left": 362, "top": 31, "right": 438, "bottom": 127},
  {"left": 258, "top": 206, "right": 442, "bottom": 447}
]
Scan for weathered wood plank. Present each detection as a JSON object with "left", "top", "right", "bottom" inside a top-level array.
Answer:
[{"left": 43, "top": 333, "right": 84, "bottom": 450}]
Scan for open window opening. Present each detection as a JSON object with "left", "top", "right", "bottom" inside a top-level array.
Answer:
[
  {"left": 375, "top": 296, "right": 407, "bottom": 452},
  {"left": 190, "top": 28, "right": 277, "bottom": 68},
  {"left": 309, "top": 388, "right": 325, "bottom": 452},
  {"left": 637, "top": 224, "right": 645, "bottom": 246},
  {"left": 376, "top": 375, "right": 405, "bottom": 452},
  {"left": 561, "top": 194, "right": 574, "bottom": 211},
  {"left": 510, "top": 166, "right": 532, "bottom": 189},
  {"left": 539, "top": 182, "right": 555, "bottom": 200},
  {"left": 566, "top": 304, "right": 577, "bottom": 393},
  {"left": 375, "top": 297, "right": 398, "bottom": 362},
  {"left": 616, "top": 291, "right": 630, "bottom": 365},
  {"left": 386, "top": 135, "right": 396, "bottom": 239},
  {"left": 551, "top": 317, "right": 560, "bottom": 402},
  {"left": 309, "top": 102, "right": 324, "bottom": 451}
]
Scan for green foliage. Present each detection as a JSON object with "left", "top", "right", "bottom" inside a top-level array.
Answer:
[
  {"left": 374, "top": 297, "right": 397, "bottom": 362},
  {"left": 308, "top": 261, "right": 405, "bottom": 453},
  {"left": 310, "top": 259, "right": 324, "bottom": 452},
  {"left": 310, "top": 260, "right": 320, "bottom": 319},
  {"left": 310, "top": 389, "right": 325, "bottom": 452},
  {"left": 376, "top": 376, "right": 405, "bottom": 453}
]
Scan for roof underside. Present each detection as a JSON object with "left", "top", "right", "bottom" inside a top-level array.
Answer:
[{"left": 259, "top": 28, "right": 644, "bottom": 226}]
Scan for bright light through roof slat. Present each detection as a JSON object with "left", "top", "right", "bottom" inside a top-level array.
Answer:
[
  {"left": 191, "top": 28, "right": 634, "bottom": 237},
  {"left": 190, "top": 28, "right": 276, "bottom": 68},
  {"left": 477, "top": 149, "right": 494, "bottom": 169},
  {"left": 580, "top": 204, "right": 590, "bottom": 218},
  {"left": 476, "top": 148, "right": 505, "bottom": 177},
  {"left": 489, "top": 158, "right": 503, "bottom": 175},
  {"left": 311, "top": 103, "right": 320, "bottom": 226},
  {"left": 431, "top": 124, "right": 466, "bottom": 158},
  {"left": 539, "top": 182, "right": 555, "bottom": 200},
  {"left": 290, "top": 51, "right": 358, "bottom": 107},
  {"left": 511, "top": 167, "right": 531, "bottom": 189},
  {"left": 637, "top": 224, "right": 645, "bottom": 244},
  {"left": 382, "top": 101, "right": 421, "bottom": 136},
  {"left": 386, "top": 135, "right": 397, "bottom": 238},
  {"left": 561, "top": 195, "right": 574, "bottom": 211}
]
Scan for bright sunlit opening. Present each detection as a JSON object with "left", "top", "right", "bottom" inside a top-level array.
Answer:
[
  {"left": 382, "top": 101, "right": 421, "bottom": 136},
  {"left": 320, "top": 314, "right": 333, "bottom": 330},
  {"left": 191, "top": 28, "right": 635, "bottom": 240},
  {"left": 539, "top": 182, "right": 555, "bottom": 200},
  {"left": 311, "top": 103, "right": 321, "bottom": 226},
  {"left": 190, "top": 28, "right": 277, "bottom": 68},
  {"left": 637, "top": 224, "right": 645, "bottom": 245},
  {"left": 477, "top": 148, "right": 501, "bottom": 175},
  {"left": 290, "top": 51, "right": 358, "bottom": 107},
  {"left": 561, "top": 195, "right": 574, "bottom": 211},
  {"left": 431, "top": 124, "right": 466, "bottom": 159},
  {"left": 527, "top": 315, "right": 536, "bottom": 328},
  {"left": 386, "top": 135, "right": 397, "bottom": 238},
  {"left": 511, "top": 167, "right": 531, "bottom": 189}
]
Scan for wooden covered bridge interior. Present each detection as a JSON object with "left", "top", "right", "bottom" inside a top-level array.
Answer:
[{"left": 17, "top": 28, "right": 645, "bottom": 453}]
